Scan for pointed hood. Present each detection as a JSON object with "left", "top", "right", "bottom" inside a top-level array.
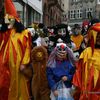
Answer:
[
  {"left": 4, "top": 0, "right": 20, "bottom": 21},
  {"left": 88, "top": 23, "right": 100, "bottom": 52}
]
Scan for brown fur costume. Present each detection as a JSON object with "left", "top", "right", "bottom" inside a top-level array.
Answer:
[{"left": 31, "top": 46, "right": 50, "bottom": 100}]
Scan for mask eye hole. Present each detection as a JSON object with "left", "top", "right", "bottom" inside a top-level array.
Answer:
[{"left": 57, "top": 46, "right": 66, "bottom": 51}]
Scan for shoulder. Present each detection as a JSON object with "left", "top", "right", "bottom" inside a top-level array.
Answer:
[
  {"left": 80, "top": 47, "right": 92, "bottom": 59},
  {"left": 21, "top": 29, "right": 31, "bottom": 37}
]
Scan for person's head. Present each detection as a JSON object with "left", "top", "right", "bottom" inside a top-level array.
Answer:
[
  {"left": 13, "top": 19, "right": 25, "bottom": 33},
  {"left": 88, "top": 23, "right": 100, "bottom": 51},
  {"left": 49, "top": 36, "right": 56, "bottom": 46},
  {"left": 4, "top": 14, "right": 15, "bottom": 29},
  {"left": 68, "top": 25, "right": 72, "bottom": 35},
  {"left": 47, "top": 42, "right": 75, "bottom": 67},
  {"left": 28, "top": 27, "right": 35, "bottom": 37},
  {"left": 56, "top": 43, "right": 67, "bottom": 60},
  {"left": 73, "top": 24, "right": 81, "bottom": 35},
  {"left": 82, "top": 20, "right": 89, "bottom": 35},
  {"left": 89, "top": 18, "right": 100, "bottom": 27}
]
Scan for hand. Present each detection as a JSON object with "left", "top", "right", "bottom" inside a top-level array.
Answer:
[
  {"left": 62, "top": 76, "right": 68, "bottom": 81},
  {"left": 20, "top": 64, "right": 26, "bottom": 71},
  {"left": 53, "top": 90, "right": 58, "bottom": 97}
]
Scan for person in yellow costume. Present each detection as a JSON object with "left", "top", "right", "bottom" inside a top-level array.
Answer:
[
  {"left": 0, "top": 1, "right": 31, "bottom": 99},
  {"left": 0, "top": 16, "right": 31, "bottom": 100},
  {"left": 73, "top": 23, "right": 100, "bottom": 100}
]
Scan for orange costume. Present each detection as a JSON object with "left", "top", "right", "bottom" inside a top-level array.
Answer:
[
  {"left": 0, "top": 28, "right": 31, "bottom": 100},
  {"left": 73, "top": 23, "right": 100, "bottom": 100},
  {"left": 71, "top": 34, "right": 83, "bottom": 51}
]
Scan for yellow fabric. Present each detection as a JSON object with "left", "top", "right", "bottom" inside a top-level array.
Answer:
[
  {"left": 0, "top": 39, "right": 4, "bottom": 51},
  {"left": 91, "top": 49, "right": 100, "bottom": 87},
  {"left": 3, "top": 28, "right": 31, "bottom": 100},
  {"left": 71, "top": 34, "right": 83, "bottom": 51},
  {"left": 88, "top": 30, "right": 98, "bottom": 44},
  {"left": 80, "top": 47, "right": 100, "bottom": 88}
]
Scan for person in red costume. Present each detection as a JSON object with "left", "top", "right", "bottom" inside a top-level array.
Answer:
[
  {"left": 0, "top": 0, "right": 31, "bottom": 100},
  {"left": 73, "top": 23, "right": 100, "bottom": 100}
]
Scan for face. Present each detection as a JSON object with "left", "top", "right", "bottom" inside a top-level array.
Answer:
[
  {"left": 5, "top": 14, "right": 15, "bottom": 29},
  {"left": 58, "top": 29, "right": 66, "bottom": 35},
  {"left": 56, "top": 51, "right": 67, "bottom": 60},
  {"left": 49, "top": 41, "right": 54, "bottom": 46},
  {"left": 56, "top": 45, "right": 67, "bottom": 60},
  {"left": 74, "top": 28, "right": 81, "bottom": 35},
  {"left": 84, "top": 25, "right": 88, "bottom": 31},
  {"left": 28, "top": 28, "right": 35, "bottom": 36},
  {"left": 58, "top": 29, "right": 62, "bottom": 35}
]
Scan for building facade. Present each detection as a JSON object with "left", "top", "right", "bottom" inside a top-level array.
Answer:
[
  {"left": 43, "top": 0, "right": 64, "bottom": 27},
  {"left": 96, "top": 0, "right": 100, "bottom": 18},
  {"left": 68, "top": 0, "right": 96, "bottom": 27},
  {"left": 13, "top": 0, "right": 43, "bottom": 27},
  {"left": 61, "top": 0, "right": 69, "bottom": 24}
]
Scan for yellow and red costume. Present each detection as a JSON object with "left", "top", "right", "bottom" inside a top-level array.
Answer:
[
  {"left": 0, "top": 28, "right": 31, "bottom": 100},
  {"left": 73, "top": 23, "right": 100, "bottom": 100}
]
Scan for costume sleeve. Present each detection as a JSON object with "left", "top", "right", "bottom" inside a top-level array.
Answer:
[
  {"left": 21, "top": 31, "right": 31, "bottom": 65},
  {"left": 46, "top": 67, "right": 57, "bottom": 91},
  {"left": 67, "top": 64, "right": 76, "bottom": 81}
]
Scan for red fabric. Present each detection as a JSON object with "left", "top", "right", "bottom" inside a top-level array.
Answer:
[
  {"left": 0, "top": 31, "right": 11, "bottom": 100},
  {"left": 91, "top": 23, "right": 100, "bottom": 32},
  {"left": 73, "top": 59, "right": 100, "bottom": 100},
  {"left": 4, "top": 0, "right": 19, "bottom": 20}
]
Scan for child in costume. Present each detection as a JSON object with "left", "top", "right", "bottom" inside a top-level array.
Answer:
[
  {"left": 31, "top": 46, "right": 50, "bottom": 100},
  {"left": 46, "top": 43, "right": 76, "bottom": 100}
]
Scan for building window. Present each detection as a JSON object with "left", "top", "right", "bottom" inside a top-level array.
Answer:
[
  {"left": 70, "top": 10, "right": 76, "bottom": 19},
  {"left": 76, "top": 9, "right": 82, "bottom": 19},
  {"left": 97, "top": 0, "right": 100, "bottom": 4},
  {"left": 86, "top": 8, "right": 93, "bottom": 18},
  {"left": 72, "top": 0, "right": 79, "bottom": 2}
]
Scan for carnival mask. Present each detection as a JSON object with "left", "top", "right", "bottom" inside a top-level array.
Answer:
[{"left": 5, "top": 14, "right": 15, "bottom": 29}]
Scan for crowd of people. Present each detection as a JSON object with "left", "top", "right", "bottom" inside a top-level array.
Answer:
[{"left": 0, "top": 0, "right": 100, "bottom": 100}]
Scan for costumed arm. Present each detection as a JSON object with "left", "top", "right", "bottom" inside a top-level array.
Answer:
[
  {"left": 21, "top": 31, "right": 31, "bottom": 65},
  {"left": 46, "top": 67, "right": 57, "bottom": 91},
  {"left": 20, "top": 31, "right": 32, "bottom": 78},
  {"left": 67, "top": 64, "right": 76, "bottom": 81}
]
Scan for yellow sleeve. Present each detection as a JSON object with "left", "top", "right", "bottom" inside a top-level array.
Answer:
[{"left": 21, "top": 30, "right": 31, "bottom": 65}]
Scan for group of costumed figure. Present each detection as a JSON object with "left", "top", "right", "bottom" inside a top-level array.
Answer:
[{"left": 0, "top": 0, "right": 100, "bottom": 100}]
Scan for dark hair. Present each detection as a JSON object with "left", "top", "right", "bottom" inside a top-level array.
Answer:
[
  {"left": 73, "top": 24, "right": 80, "bottom": 29},
  {"left": 0, "top": 4, "right": 4, "bottom": 24},
  {"left": 14, "top": 20, "right": 25, "bottom": 33},
  {"left": 89, "top": 18, "right": 100, "bottom": 28},
  {"left": 38, "top": 23, "right": 44, "bottom": 28},
  {"left": 0, "top": 23, "right": 8, "bottom": 32}
]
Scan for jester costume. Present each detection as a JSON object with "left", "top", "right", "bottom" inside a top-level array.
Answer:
[
  {"left": 73, "top": 23, "right": 100, "bottom": 100},
  {"left": 0, "top": 28, "right": 31, "bottom": 100}
]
